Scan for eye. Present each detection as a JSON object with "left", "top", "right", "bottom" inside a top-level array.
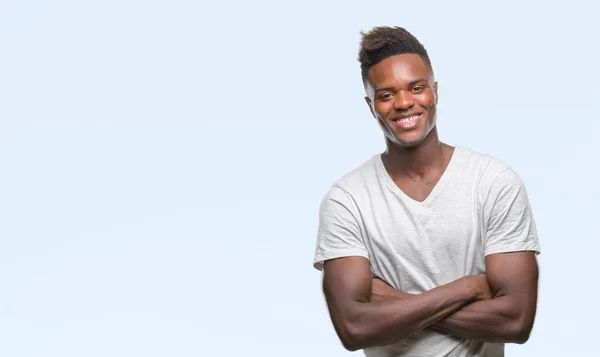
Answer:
[
  {"left": 379, "top": 93, "right": 393, "bottom": 101},
  {"left": 411, "top": 86, "right": 425, "bottom": 93}
]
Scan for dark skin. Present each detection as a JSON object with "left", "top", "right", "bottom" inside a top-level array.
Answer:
[
  {"left": 324, "top": 257, "right": 492, "bottom": 351},
  {"left": 322, "top": 54, "right": 539, "bottom": 351},
  {"left": 370, "top": 251, "right": 539, "bottom": 343}
]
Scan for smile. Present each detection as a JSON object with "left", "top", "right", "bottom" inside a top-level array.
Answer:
[{"left": 391, "top": 113, "right": 422, "bottom": 128}]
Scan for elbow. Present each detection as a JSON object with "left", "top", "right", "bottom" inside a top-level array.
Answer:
[
  {"left": 509, "top": 318, "right": 533, "bottom": 344},
  {"left": 339, "top": 323, "right": 363, "bottom": 351},
  {"left": 342, "top": 339, "right": 361, "bottom": 352},
  {"left": 337, "top": 319, "right": 367, "bottom": 352},
  {"left": 512, "top": 331, "right": 530, "bottom": 345},
  {"left": 512, "top": 326, "right": 532, "bottom": 345}
]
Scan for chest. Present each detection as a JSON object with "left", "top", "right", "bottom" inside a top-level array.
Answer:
[
  {"left": 388, "top": 171, "right": 445, "bottom": 203},
  {"left": 358, "top": 188, "right": 486, "bottom": 290}
]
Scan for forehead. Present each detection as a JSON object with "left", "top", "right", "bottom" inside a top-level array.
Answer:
[{"left": 367, "top": 54, "right": 432, "bottom": 88}]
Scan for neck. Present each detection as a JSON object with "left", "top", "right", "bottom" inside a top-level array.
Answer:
[{"left": 382, "top": 127, "right": 449, "bottom": 178}]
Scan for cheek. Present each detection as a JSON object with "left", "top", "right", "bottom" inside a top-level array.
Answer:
[
  {"left": 417, "top": 92, "right": 435, "bottom": 108},
  {"left": 374, "top": 102, "right": 392, "bottom": 117},
  {"left": 428, "top": 100, "right": 436, "bottom": 111}
]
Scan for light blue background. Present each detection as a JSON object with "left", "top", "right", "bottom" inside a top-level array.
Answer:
[{"left": 1, "top": 1, "right": 597, "bottom": 356}]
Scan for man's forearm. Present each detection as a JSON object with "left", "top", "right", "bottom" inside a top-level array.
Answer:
[
  {"left": 326, "top": 277, "right": 477, "bottom": 351},
  {"left": 375, "top": 284, "right": 533, "bottom": 343},
  {"left": 324, "top": 257, "right": 494, "bottom": 352},
  {"left": 430, "top": 295, "right": 532, "bottom": 343}
]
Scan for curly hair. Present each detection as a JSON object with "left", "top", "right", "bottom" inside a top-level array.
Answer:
[{"left": 359, "top": 26, "right": 432, "bottom": 86}]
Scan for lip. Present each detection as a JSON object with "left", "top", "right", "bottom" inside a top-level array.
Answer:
[
  {"left": 391, "top": 112, "right": 423, "bottom": 121},
  {"left": 390, "top": 112, "right": 423, "bottom": 130}
]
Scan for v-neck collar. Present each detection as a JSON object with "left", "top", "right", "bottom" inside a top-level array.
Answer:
[{"left": 375, "top": 146, "right": 462, "bottom": 206}]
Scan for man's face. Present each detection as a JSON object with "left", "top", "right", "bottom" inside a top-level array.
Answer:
[{"left": 365, "top": 54, "right": 438, "bottom": 148}]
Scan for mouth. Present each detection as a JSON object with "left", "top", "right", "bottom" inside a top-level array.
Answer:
[{"left": 391, "top": 113, "right": 423, "bottom": 129}]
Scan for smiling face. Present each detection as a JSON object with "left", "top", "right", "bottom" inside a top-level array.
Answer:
[{"left": 365, "top": 54, "right": 438, "bottom": 148}]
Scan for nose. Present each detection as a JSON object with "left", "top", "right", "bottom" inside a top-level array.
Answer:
[{"left": 393, "top": 90, "right": 414, "bottom": 110}]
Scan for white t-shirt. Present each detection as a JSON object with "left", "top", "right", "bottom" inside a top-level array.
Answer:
[{"left": 313, "top": 146, "right": 540, "bottom": 357}]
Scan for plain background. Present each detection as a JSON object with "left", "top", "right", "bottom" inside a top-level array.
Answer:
[{"left": 1, "top": 0, "right": 598, "bottom": 356}]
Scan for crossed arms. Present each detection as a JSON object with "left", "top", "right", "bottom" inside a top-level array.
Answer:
[{"left": 322, "top": 251, "right": 539, "bottom": 351}]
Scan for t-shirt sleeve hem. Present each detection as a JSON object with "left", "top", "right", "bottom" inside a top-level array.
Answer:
[
  {"left": 313, "top": 250, "right": 370, "bottom": 271},
  {"left": 484, "top": 242, "right": 541, "bottom": 257}
]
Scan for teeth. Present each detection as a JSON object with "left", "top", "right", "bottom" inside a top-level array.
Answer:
[{"left": 397, "top": 114, "right": 420, "bottom": 124}]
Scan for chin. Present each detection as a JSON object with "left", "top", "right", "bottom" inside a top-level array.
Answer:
[
  {"left": 395, "top": 141, "right": 423, "bottom": 149},
  {"left": 391, "top": 133, "right": 427, "bottom": 148}
]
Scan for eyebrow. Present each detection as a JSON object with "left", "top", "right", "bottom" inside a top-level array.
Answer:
[{"left": 374, "top": 78, "right": 429, "bottom": 92}]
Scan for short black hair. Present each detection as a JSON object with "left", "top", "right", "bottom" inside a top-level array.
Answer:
[{"left": 358, "top": 26, "right": 432, "bottom": 86}]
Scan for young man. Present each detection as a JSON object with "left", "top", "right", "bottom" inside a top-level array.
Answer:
[{"left": 313, "top": 26, "right": 540, "bottom": 357}]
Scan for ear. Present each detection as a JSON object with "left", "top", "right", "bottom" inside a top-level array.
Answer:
[
  {"left": 364, "top": 96, "right": 375, "bottom": 118},
  {"left": 433, "top": 81, "right": 439, "bottom": 105}
]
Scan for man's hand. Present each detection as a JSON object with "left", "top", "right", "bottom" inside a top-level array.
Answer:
[
  {"left": 431, "top": 252, "right": 539, "bottom": 343},
  {"left": 467, "top": 275, "right": 493, "bottom": 301},
  {"left": 370, "top": 278, "right": 411, "bottom": 301}
]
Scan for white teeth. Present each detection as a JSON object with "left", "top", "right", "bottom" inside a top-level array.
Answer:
[{"left": 397, "top": 114, "right": 420, "bottom": 124}]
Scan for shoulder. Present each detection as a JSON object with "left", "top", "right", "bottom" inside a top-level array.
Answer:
[
  {"left": 456, "top": 146, "right": 510, "bottom": 175},
  {"left": 455, "top": 147, "right": 529, "bottom": 212},
  {"left": 325, "top": 154, "right": 381, "bottom": 198},
  {"left": 456, "top": 146, "right": 522, "bottom": 186}
]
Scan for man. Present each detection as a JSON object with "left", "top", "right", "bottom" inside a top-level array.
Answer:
[{"left": 313, "top": 26, "right": 540, "bottom": 357}]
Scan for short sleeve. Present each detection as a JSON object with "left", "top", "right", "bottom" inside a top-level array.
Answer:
[
  {"left": 483, "top": 168, "right": 541, "bottom": 257},
  {"left": 313, "top": 185, "right": 369, "bottom": 271}
]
